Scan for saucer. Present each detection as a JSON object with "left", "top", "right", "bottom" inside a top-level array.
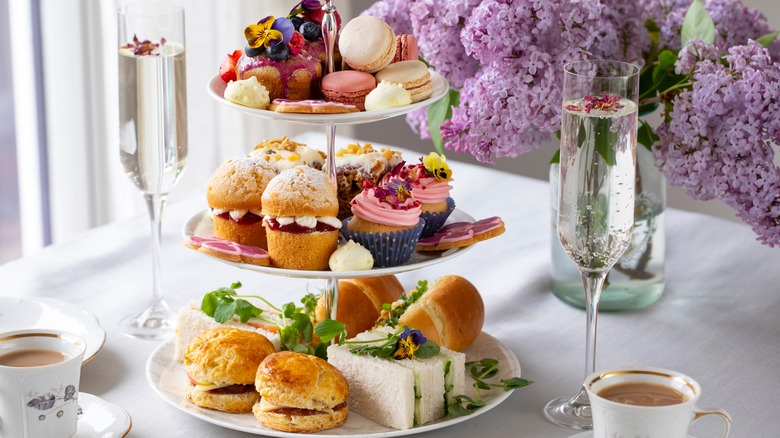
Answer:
[
  {"left": 75, "top": 393, "right": 132, "bottom": 438},
  {"left": 569, "top": 433, "right": 695, "bottom": 438}
]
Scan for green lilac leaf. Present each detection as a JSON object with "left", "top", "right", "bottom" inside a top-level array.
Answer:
[
  {"left": 681, "top": 0, "right": 715, "bottom": 46},
  {"left": 595, "top": 117, "right": 618, "bottom": 166},
  {"left": 549, "top": 149, "right": 561, "bottom": 164},
  {"left": 428, "top": 90, "right": 459, "bottom": 155},
  {"left": 637, "top": 120, "right": 660, "bottom": 151},
  {"left": 577, "top": 118, "right": 587, "bottom": 149},
  {"left": 652, "top": 50, "right": 677, "bottom": 85},
  {"left": 757, "top": 31, "right": 780, "bottom": 48}
]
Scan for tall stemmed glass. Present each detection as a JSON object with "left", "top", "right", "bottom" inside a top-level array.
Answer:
[
  {"left": 544, "top": 60, "right": 639, "bottom": 429},
  {"left": 117, "top": 3, "right": 187, "bottom": 339}
]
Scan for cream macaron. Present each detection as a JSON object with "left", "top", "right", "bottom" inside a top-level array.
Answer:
[
  {"left": 375, "top": 60, "right": 433, "bottom": 103},
  {"left": 339, "top": 16, "right": 396, "bottom": 73}
]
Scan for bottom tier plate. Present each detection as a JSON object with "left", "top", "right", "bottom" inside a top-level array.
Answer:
[{"left": 146, "top": 332, "right": 521, "bottom": 437}]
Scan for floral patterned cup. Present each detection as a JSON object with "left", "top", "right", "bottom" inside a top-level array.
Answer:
[
  {"left": 585, "top": 366, "right": 731, "bottom": 438},
  {"left": 0, "top": 329, "right": 86, "bottom": 438}
]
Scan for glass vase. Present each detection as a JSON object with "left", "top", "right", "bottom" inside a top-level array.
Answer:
[{"left": 550, "top": 145, "right": 666, "bottom": 311}]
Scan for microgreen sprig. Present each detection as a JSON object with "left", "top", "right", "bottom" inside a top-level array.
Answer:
[
  {"left": 347, "top": 326, "right": 441, "bottom": 360},
  {"left": 448, "top": 358, "right": 533, "bottom": 418},
  {"left": 374, "top": 280, "right": 428, "bottom": 328},
  {"left": 199, "top": 282, "right": 347, "bottom": 360}
]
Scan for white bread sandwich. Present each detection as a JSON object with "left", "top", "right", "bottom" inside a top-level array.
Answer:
[
  {"left": 174, "top": 301, "right": 281, "bottom": 362},
  {"left": 327, "top": 326, "right": 465, "bottom": 429},
  {"left": 183, "top": 327, "right": 276, "bottom": 413},
  {"left": 253, "top": 351, "right": 349, "bottom": 433}
]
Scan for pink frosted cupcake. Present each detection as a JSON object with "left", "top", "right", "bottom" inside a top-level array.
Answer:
[
  {"left": 342, "top": 180, "right": 424, "bottom": 267},
  {"left": 384, "top": 152, "right": 455, "bottom": 238}
]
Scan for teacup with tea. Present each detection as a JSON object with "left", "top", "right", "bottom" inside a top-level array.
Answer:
[
  {"left": 0, "top": 329, "right": 86, "bottom": 438},
  {"left": 585, "top": 366, "right": 731, "bottom": 438}
]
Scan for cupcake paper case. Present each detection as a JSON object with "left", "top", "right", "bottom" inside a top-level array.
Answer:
[
  {"left": 343, "top": 180, "right": 424, "bottom": 267},
  {"left": 420, "top": 196, "right": 455, "bottom": 238}
]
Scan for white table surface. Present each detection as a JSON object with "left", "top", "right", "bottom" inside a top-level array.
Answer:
[{"left": 2, "top": 133, "right": 779, "bottom": 437}]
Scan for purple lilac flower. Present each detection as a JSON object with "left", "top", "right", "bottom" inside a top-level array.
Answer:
[
  {"left": 654, "top": 41, "right": 780, "bottom": 246},
  {"left": 410, "top": 0, "right": 481, "bottom": 88},
  {"left": 361, "top": 0, "right": 415, "bottom": 35},
  {"left": 406, "top": 108, "right": 431, "bottom": 140},
  {"left": 590, "top": 1, "right": 652, "bottom": 63}
]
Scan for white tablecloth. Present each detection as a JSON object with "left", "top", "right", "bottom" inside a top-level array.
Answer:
[{"left": 2, "top": 133, "right": 778, "bottom": 437}]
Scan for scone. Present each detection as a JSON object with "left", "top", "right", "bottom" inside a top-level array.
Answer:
[
  {"left": 253, "top": 351, "right": 348, "bottom": 433},
  {"left": 183, "top": 327, "right": 276, "bottom": 413},
  {"left": 248, "top": 136, "right": 325, "bottom": 172},
  {"left": 334, "top": 142, "right": 402, "bottom": 220},
  {"left": 261, "top": 166, "right": 341, "bottom": 270},
  {"left": 207, "top": 156, "right": 277, "bottom": 249}
]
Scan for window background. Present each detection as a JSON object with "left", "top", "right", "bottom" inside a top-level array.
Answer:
[{"left": 0, "top": 0, "right": 21, "bottom": 264}]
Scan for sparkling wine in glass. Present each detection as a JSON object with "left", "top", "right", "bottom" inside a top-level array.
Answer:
[
  {"left": 117, "top": 3, "right": 187, "bottom": 339},
  {"left": 544, "top": 60, "right": 639, "bottom": 429}
]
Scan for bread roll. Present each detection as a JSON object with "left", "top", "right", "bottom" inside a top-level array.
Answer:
[
  {"left": 315, "top": 275, "right": 404, "bottom": 337},
  {"left": 398, "top": 275, "right": 484, "bottom": 352}
]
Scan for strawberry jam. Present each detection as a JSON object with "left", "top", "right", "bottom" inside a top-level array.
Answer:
[
  {"left": 265, "top": 218, "right": 338, "bottom": 234},
  {"left": 216, "top": 211, "right": 263, "bottom": 225}
]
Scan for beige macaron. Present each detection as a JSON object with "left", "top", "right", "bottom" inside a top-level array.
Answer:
[
  {"left": 375, "top": 60, "right": 433, "bottom": 103},
  {"left": 339, "top": 16, "right": 396, "bottom": 73}
]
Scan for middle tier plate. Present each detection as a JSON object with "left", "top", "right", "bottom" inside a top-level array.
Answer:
[
  {"left": 184, "top": 209, "right": 475, "bottom": 279},
  {"left": 207, "top": 70, "right": 448, "bottom": 126}
]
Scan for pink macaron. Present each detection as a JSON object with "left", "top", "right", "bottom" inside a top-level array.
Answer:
[
  {"left": 392, "top": 34, "right": 419, "bottom": 63},
  {"left": 321, "top": 70, "right": 377, "bottom": 111}
]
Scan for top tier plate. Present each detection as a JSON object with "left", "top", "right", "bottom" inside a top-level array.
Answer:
[{"left": 207, "top": 70, "right": 449, "bottom": 126}]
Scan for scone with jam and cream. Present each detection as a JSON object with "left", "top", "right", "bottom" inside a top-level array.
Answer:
[
  {"left": 207, "top": 156, "right": 277, "bottom": 249},
  {"left": 261, "top": 166, "right": 341, "bottom": 270},
  {"left": 248, "top": 136, "right": 325, "bottom": 172},
  {"left": 334, "top": 142, "right": 402, "bottom": 220}
]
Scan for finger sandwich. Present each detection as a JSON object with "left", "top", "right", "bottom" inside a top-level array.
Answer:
[{"left": 327, "top": 327, "right": 465, "bottom": 429}]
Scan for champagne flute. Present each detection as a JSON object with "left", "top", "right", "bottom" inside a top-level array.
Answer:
[
  {"left": 117, "top": 3, "right": 187, "bottom": 339},
  {"left": 544, "top": 60, "right": 639, "bottom": 429}
]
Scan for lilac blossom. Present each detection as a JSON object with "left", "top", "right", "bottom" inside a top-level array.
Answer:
[{"left": 361, "top": 0, "right": 414, "bottom": 35}]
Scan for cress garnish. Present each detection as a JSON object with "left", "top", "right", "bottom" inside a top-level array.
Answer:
[
  {"left": 374, "top": 280, "right": 428, "bottom": 328},
  {"left": 200, "top": 282, "right": 347, "bottom": 359},
  {"left": 448, "top": 358, "right": 533, "bottom": 418}
]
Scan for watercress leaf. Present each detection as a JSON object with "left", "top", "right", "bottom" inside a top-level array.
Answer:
[
  {"left": 474, "top": 380, "right": 491, "bottom": 390},
  {"left": 447, "top": 402, "right": 472, "bottom": 418},
  {"left": 201, "top": 293, "right": 218, "bottom": 317},
  {"left": 501, "top": 377, "right": 534, "bottom": 390},
  {"left": 315, "top": 319, "right": 346, "bottom": 344},
  {"left": 415, "top": 341, "right": 441, "bottom": 359},
  {"left": 681, "top": 0, "right": 715, "bottom": 46},
  {"left": 313, "top": 342, "right": 329, "bottom": 360},
  {"left": 300, "top": 293, "right": 318, "bottom": 315},
  {"left": 279, "top": 326, "right": 300, "bottom": 350},
  {"left": 235, "top": 299, "right": 261, "bottom": 323},
  {"left": 757, "top": 31, "right": 780, "bottom": 48},
  {"left": 281, "top": 302, "right": 297, "bottom": 319},
  {"left": 230, "top": 281, "right": 242, "bottom": 290},
  {"left": 479, "top": 358, "right": 499, "bottom": 368},
  {"left": 214, "top": 300, "right": 238, "bottom": 323}
]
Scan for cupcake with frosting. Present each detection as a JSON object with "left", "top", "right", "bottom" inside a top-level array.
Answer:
[
  {"left": 342, "top": 179, "right": 424, "bottom": 267},
  {"left": 334, "top": 142, "right": 403, "bottom": 220},
  {"left": 384, "top": 152, "right": 455, "bottom": 238}
]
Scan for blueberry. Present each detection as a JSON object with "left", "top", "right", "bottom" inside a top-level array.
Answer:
[
  {"left": 290, "top": 16, "right": 304, "bottom": 30},
  {"left": 266, "top": 43, "right": 290, "bottom": 61},
  {"left": 245, "top": 44, "right": 264, "bottom": 57},
  {"left": 299, "top": 21, "right": 321, "bottom": 41}
]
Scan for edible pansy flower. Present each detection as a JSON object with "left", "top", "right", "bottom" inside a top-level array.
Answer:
[
  {"left": 422, "top": 152, "right": 452, "bottom": 182},
  {"left": 393, "top": 327, "right": 427, "bottom": 360},
  {"left": 288, "top": 0, "right": 322, "bottom": 17},
  {"left": 245, "top": 16, "right": 285, "bottom": 48},
  {"left": 387, "top": 179, "right": 413, "bottom": 203},
  {"left": 271, "top": 17, "right": 295, "bottom": 44}
]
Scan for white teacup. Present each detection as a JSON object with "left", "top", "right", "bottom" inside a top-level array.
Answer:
[
  {"left": 584, "top": 366, "right": 731, "bottom": 438},
  {"left": 0, "top": 329, "right": 86, "bottom": 438}
]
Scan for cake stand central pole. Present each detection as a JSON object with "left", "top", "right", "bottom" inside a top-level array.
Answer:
[{"left": 321, "top": 0, "right": 337, "bottom": 75}]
